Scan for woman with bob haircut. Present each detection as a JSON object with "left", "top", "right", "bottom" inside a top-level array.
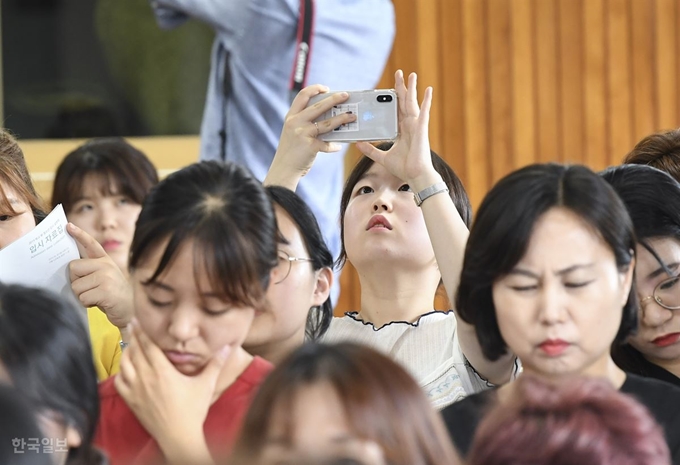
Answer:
[
  {"left": 51, "top": 137, "right": 159, "bottom": 380},
  {"left": 94, "top": 161, "right": 276, "bottom": 465},
  {"left": 243, "top": 185, "right": 333, "bottom": 365},
  {"left": 265, "top": 71, "right": 517, "bottom": 409},
  {"left": 601, "top": 164, "right": 680, "bottom": 386},
  {"left": 0, "top": 283, "right": 104, "bottom": 465},
  {"left": 467, "top": 375, "right": 671, "bottom": 465},
  {"left": 231, "top": 342, "right": 461, "bottom": 465},
  {"left": 52, "top": 137, "right": 159, "bottom": 273},
  {"left": 439, "top": 163, "right": 680, "bottom": 460},
  {"left": 0, "top": 130, "right": 132, "bottom": 381}
]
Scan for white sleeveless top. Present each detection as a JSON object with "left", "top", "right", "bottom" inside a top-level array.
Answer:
[{"left": 322, "top": 310, "right": 495, "bottom": 409}]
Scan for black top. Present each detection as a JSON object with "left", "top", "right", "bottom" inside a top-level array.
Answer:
[
  {"left": 441, "top": 373, "right": 680, "bottom": 464},
  {"left": 613, "top": 344, "right": 680, "bottom": 388}
]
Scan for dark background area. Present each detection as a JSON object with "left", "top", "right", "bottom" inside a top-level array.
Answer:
[{"left": 2, "top": 0, "right": 212, "bottom": 139}]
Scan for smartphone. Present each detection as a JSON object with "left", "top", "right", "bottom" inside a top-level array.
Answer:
[{"left": 308, "top": 89, "right": 398, "bottom": 143}]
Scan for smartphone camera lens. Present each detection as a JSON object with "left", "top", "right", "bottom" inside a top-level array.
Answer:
[{"left": 377, "top": 94, "right": 393, "bottom": 103}]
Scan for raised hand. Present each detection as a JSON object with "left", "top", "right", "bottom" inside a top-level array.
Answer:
[
  {"left": 265, "top": 85, "right": 357, "bottom": 189},
  {"left": 356, "top": 70, "right": 437, "bottom": 190},
  {"left": 67, "top": 222, "right": 134, "bottom": 330}
]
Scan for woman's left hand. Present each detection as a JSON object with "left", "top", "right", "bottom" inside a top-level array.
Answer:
[
  {"left": 356, "top": 70, "right": 438, "bottom": 190},
  {"left": 114, "top": 321, "right": 230, "bottom": 460}
]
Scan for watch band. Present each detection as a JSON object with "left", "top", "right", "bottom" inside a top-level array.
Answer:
[{"left": 413, "top": 182, "right": 449, "bottom": 207}]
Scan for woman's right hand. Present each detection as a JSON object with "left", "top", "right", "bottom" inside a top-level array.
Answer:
[
  {"left": 265, "top": 85, "right": 356, "bottom": 190},
  {"left": 115, "top": 320, "right": 228, "bottom": 464},
  {"left": 67, "top": 222, "right": 134, "bottom": 332}
]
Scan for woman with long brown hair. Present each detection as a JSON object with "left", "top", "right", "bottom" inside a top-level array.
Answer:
[{"left": 232, "top": 342, "right": 460, "bottom": 465}]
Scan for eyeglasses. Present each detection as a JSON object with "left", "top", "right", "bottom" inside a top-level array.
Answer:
[
  {"left": 640, "top": 275, "right": 680, "bottom": 310},
  {"left": 272, "top": 250, "right": 314, "bottom": 284}
]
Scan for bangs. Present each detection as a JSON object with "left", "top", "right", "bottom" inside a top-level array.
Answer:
[
  {"left": 266, "top": 382, "right": 367, "bottom": 446},
  {"left": 140, "top": 225, "right": 269, "bottom": 312},
  {"left": 0, "top": 186, "right": 18, "bottom": 215},
  {"left": 61, "top": 166, "right": 145, "bottom": 212},
  {"left": 195, "top": 224, "right": 270, "bottom": 311},
  {"left": 0, "top": 169, "right": 43, "bottom": 216}
]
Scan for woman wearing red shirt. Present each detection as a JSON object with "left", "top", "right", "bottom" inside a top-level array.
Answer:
[{"left": 94, "top": 161, "right": 277, "bottom": 465}]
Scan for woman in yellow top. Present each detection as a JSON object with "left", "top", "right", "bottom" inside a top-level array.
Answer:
[
  {"left": 0, "top": 130, "right": 156, "bottom": 380},
  {"left": 52, "top": 138, "right": 159, "bottom": 380}
]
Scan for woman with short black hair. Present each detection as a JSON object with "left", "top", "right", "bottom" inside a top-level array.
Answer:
[{"left": 440, "top": 163, "right": 680, "bottom": 462}]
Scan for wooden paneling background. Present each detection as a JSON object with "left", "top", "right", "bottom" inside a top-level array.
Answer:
[{"left": 335, "top": 0, "right": 680, "bottom": 314}]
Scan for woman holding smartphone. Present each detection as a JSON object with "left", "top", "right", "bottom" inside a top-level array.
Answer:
[{"left": 265, "top": 70, "right": 517, "bottom": 409}]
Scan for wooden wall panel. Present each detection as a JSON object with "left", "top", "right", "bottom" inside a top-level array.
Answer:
[
  {"left": 559, "top": 0, "right": 585, "bottom": 165},
  {"left": 535, "top": 0, "right": 561, "bottom": 163},
  {"left": 336, "top": 0, "right": 680, "bottom": 314},
  {"left": 488, "top": 0, "right": 513, "bottom": 182},
  {"left": 583, "top": 0, "right": 607, "bottom": 167},
  {"left": 462, "top": 0, "right": 490, "bottom": 205},
  {"left": 607, "top": 0, "right": 634, "bottom": 164},
  {"left": 438, "top": 1, "right": 466, "bottom": 178},
  {"left": 630, "top": 0, "right": 657, "bottom": 137},
  {"left": 511, "top": 0, "right": 537, "bottom": 168},
  {"left": 656, "top": 0, "right": 678, "bottom": 131}
]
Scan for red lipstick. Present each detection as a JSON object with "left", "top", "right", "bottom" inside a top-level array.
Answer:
[
  {"left": 652, "top": 333, "right": 680, "bottom": 348},
  {"left": 539, "top": 339, "right": 570, "bottom": 356}
]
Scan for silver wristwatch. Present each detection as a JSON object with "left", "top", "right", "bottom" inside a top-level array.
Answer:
[{"left": 413, "top": 182, "right": 449, "bottom": 207}]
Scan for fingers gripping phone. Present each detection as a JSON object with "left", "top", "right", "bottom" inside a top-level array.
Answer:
[{"left": 308, "top": 89, "right": 398, "bottom": 143}]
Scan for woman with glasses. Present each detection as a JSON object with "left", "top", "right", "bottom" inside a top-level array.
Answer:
[
  {"left": 602, "top": 164, "right": 680, "bottom": 386},
  {"left": 242, "top": 185, "right": 333, "bottom": 364}
]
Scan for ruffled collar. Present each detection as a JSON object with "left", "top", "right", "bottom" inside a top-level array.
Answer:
[{"left": 342, "top": 309, "right": 454, "bottom": 331}]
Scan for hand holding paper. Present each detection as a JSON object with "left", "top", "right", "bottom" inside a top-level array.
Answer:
[
  {"left": 68, "top": 223, "right": 135, "bottom": 332},
  {"left": 0, "top": 205, "right": 83, "bottom": 315}
]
